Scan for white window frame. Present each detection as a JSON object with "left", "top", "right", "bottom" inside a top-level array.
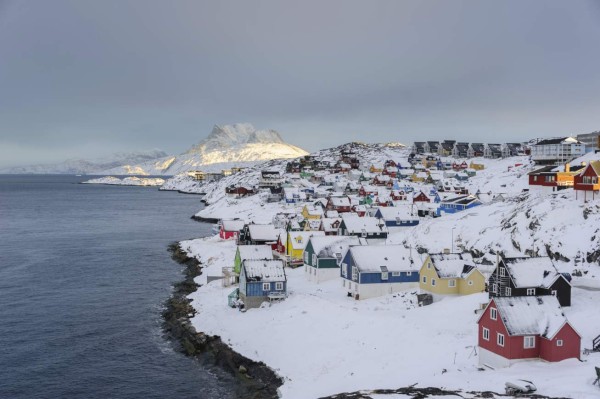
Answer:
[
  {"left": 492, "top": 283, "right": 497, "bottom": 293},
  {"left": 527, "top": 288, "right": 536, "bottom": 296},
  {"left": 381, "top": 271, "right": 389, "bottom": 280},
  {"left": 352, "top": 266, "right": 358, "bottom": 281},
  {"left": 556, "top": 339, "right": 563, "bottom": 347},
  {"left": 304, "top": 252, "right": 309, "bottom": 263},
  {"left": 391, "top": 272, "right": 401, "bottom": 277},
  {"left": 406, "top": 271, "right": 412, "bottom": 276},
  {"left": 275, "top": 282, "right": 284, "bottom": 291},
  {"left": 497, "top": 333, "right": 505, "bottom": 347},
  {"left": 262, "top": 282, "right": 271, "bottom": 292},
  {"left": 341, "top": 263, "right": 347, "bottom": 277},
  {"left": 505, "top": 287, "right": 511, "bottom": 296},
  {"left": 448, "top": 279, "right": 456, "bottom": 288},
  {"left": 468, "top": 280, "right": 473, "bottom": 286},
  {"left": 482, "top": 327, "right": 490, "bottom": 341},
  {"left": 490, "top": 308, "right": 497, "bottom": 320},
  {"left": 524, "top": 336, "right": 535, "bottom": 349},
  {"left": 551, "top": 290, "right": 557, "bottom": 296},
  {"left": 312, "top": 254, "right": 317, "bottom": 266},
  {"left": 499, "top": 267, "right": 506, "bottom": 277}
]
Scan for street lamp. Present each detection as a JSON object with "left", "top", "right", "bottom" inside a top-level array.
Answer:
[{"left": 451, "top": 227, "right": 456, "bottom": 253}]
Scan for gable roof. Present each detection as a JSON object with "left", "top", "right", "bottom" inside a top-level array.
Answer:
[
  {"left": 374, "top": 206, "right": 417, "bottom": 221},
  {"left": 429, "top": 253, "right": 476, "bottom": 278},
  {"left": 490, "top": 296, "right": 576, "bottom": 339},
  {"left": 308, "top": 235, "right": 361, "bottom": 258},
  {"left": 350, "top": 245, "right": 420, "bottom": 272},
  {"left": 287, "top": 231, "right": 325, "bottom": 250},
  {"left": 221, "top": 219, "right": 245, "bottom": 232},
  {"left": 340, "top": 214, "right": 388, "bottom": 234},
  {"left": 242, "top": 259, "right": 286, "bottom": 282},
  {"left": 248, "top": 224, "right": 280, "bottom": 241},
  {"left": 501, "top": 257, "right": 566, "bottom": 288},
  {"left": 238, "top": 245, "right": 274, "bottom": 261}
]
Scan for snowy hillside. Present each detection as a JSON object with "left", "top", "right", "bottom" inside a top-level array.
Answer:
[
  {"left": 2, "top": 150, "right": 168, "bottom": 175},
  {"left": 101, "top": 123, "right": 308, "bottom": 176}
]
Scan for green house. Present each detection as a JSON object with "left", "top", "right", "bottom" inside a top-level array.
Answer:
[
  {"left": 303, "top": 236, "right": 361, "bottom": 283},
  {"left": 234, "top": 245, "right": 274, "bottom": 274}
]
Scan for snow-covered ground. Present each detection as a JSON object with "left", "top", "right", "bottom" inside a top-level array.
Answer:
[
  {"left": 81, "top": 176, "right": 165, "bottom": 186},
  {"left": 177, "top": 143, "right": 600, "bottom": 398},
  {"left": 182, "top": 237, "right": 600, "bottom": 399}
]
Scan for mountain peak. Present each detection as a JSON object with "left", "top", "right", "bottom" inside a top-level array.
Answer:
[{"left": 187, "top": 123, "right": 285, "bottom": 153}]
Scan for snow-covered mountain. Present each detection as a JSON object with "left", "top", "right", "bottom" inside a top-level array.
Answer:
[
  {"left": 101, "top": 123, "right": 308, "bottom": 176},
  {"left": 2, "top": 150, "right": 168, "bottom": 175}
]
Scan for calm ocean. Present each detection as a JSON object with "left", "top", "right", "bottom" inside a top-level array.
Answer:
[{"left": 0, "top": 175, "right": 235, "bottom": 399}]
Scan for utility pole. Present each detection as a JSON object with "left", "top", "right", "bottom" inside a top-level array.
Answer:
[{"left": 451, "top": 227, "right": 456, "bottom": 253}]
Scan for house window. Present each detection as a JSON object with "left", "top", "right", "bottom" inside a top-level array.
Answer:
[
  {"left": 557, "top": 339, "right": 563, "bottom": 347},
  {"left": 312, "top": 254, "right": 317, "bottom": 266},
  {"left": 304, "top": 252, "right": 309, "bottom": 263},
  {"left": 482, "top": 327, "right": 490, "bottom": 341},
  {"left": 341, "top": 263, "right": 347, "bottom": 277},
  {"left": 448, "top": 279, "right": 456, "bottom": 288},
  {"left": 431, "top": 279, "right": 436, "bottom": 286},
  {"left": 352, "top": 266, "right": 358, "bottom": 281},
  {"left": 392, "top": 272, "right": 400, "bottom": 277},
  {"left": 262, "top": 283, "right": 270, "bottom": 291},
  {"left": 499, "top": 267, "right": 505, "bottom": 277},
  {"left": 505, "top": 287, "right": 511, "bottom": 296},
  {"left": 381, "top": 272, "right": 389, "bottom": 280},
  {"left": 422, "top": 276, "right": 427, "bottom": 284},
  {"left": 497, "top": 333, "right": 505, "bottom": 347},
  {"left": 492, "top": 284, "right": 497, "bottom": 293},
  {"left": 524, "top": 336, "right": 535, "bottom": 349},
  {"left": 551, "top": 290, "right": 557, "bottom": 296},
  {"left": 427, "top": 262, "right": 431, "bottom": 269},
  {"left": 490, "top": 308, "right": 497, "bottom": 320},
  {"left": 275, "top": 282, "right": 284, "bottom": 291},
  {"left": 527, "top": 288, "right": 536, "bottom": 296},
  {"left": 468, "top": 280, "right": 473, "bottom": 286},
  {"left": 406, "top": 272, "right": 412, "bottom": 276}
]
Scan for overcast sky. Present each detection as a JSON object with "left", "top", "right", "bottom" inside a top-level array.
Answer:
[{"left": 1, "top": 0, "right": 599, "bottom": 168}]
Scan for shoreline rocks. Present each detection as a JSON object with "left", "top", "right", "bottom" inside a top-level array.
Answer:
[{"left": 163, "top": 242, "right": 283, "bottom": 399}]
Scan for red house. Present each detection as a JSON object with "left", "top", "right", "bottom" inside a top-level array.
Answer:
[
  {"left": 478, "top": 296, "right": 580, "bottom": 368},
  {"left": 452, "top": 161, "right": 468, "bottom": 171},
  {"left": 391, "top": 190, "right": 406, "bottom": 201},
  {"left": 326, "top": 196, "right": 352, "bottom": 213},
  {"left": 219, "top": 219, "right": 245, "bottom": 240},
  {"left": 373, "top": 175, "right": 391, "bottom": 186},
  {"left": 574, "top": 160, "right": 600, "bottom": 202},
  {"left": 412, "top": 191, "right": 431, "bottom": 203}
]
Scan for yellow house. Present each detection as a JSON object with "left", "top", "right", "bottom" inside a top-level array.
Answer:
[
  {"left": 411, "top": 172, "right": 426, "bottom": 183},
  {"left": 369, "top": 164, "right": 383, "bottom": 173},
  {"left": 469, "top": 162, "right": 485, "bottom": 171},
  {"left": 419, "top": 253, "right": 485, "bottom": 299},
  {"left": 286, "top": 231, "right": 325, "bottom": 264},
  {"left": 301, "top": 204, "right": 323, "bottom": 220}
]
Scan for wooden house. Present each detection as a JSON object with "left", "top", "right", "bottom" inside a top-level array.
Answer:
[
  {"left": 452, "top": 142, "right": 469, "bottom": 158},
  {"left": 326, "top": 196, "right": 352, "bottom": 213},
  {"left": 239, "top": 260, "right": 287, "bottom": 309},
  {"left": 304, "top": 236, "right": 361, "bottom": 283},
  {"left": 438, "top": 140, "right": 456, "bottom": 156},
  {"left": 574, "top": 160, "right": 600, "bottom": 202},
  {"left": 302, "top": 204, "right": 324, "bottom": 220},
  {"left": 467, "top": 143, "right": 485, "bottom": 158},
  {"left": 484, "top": 143, "right": 502, "bottom": 159},
  {"left": 488, "top": 257, "right": 571, "bottom": 307},
  {"left": 285, "top": 231, "right": 325, "bottom": 265},
  {"left": 239, "top": 223, "right": 280, "bottom": 249},
  {"left": 338, "top": 214, "right": 388, "bottom": 241},
  {"left": 436, "top": 195, "right": 481, "bottom": 216},
  {"left": 424, "top": 141, "right": 440, "bottom": 154},
  {"left": 412, "top": 191, "right": 431, "bottom": 203},
  {"left": 319, "top": 217, "right": 342, "bottom": 235},
  {"left": 341, "top": 245, "right": 420, "bottom": 300},
  {"left": 419, "top": 253, "right": 485, "bottom": 300},
  {"left": 219, "top": 219, "right": 245, "bottom": 240},
  {"left": 412, "top": 142, "right": 426, "bottom": 154},
  {"left": 477, "top": 296, "right": 580, "bottom": 368},
  {"left": 374, "top": 206, "right": 419, "bottom": 227},
  {"left": 469, "top": 161, "right": 485, "bottom": 170},
  {"left": 369, "top": 164, "right": 383, "bottom": 173},
  {"left": 233, "top": 245, "right": 274, "bottom": 275}
]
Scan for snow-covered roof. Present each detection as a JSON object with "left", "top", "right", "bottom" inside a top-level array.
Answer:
[
  {"left": 325, "top": 210, "right": 339, "bottom": 218},
  {"left": 221, "top": 219, "right": 245, "bottom": 232},
  {"left": 350, "top": 245, "right": 420, "bottom": 272},
  {"left": 341, "top": 214, "right": 388, "bottom": 234},
  {"left": 248, "top": 224, "right": 279, "bottom": 241},
  {"left": 242, "top": 259, "right": 286, "bottom": 282},
  {"left": 320, "top": 217, "right": 342, "bottom": 232},
  {"left": 503, "top": 257, "right": 563, "bottom": 288},
  {"left": 491, "top": 296, "right": 572, "bottom": 339},
  {"left": 375, "top": 206, "right": 417, "bottom": 221},
  {"left": 288, "top": 231, "right": 325, "bottom": 250},
  {"left": 330, "top": 196, "right": 351, "bottom": 206},
  {"left": 308, "top": 236, "right": 361, "bottom": 258},
  {"left": 303, "top": 205, "right": 324, "bottom": 217},
  {"left": 429, "top": 253, "right": 476, "bottom": 278},
  {"left": 238, "top": 245, "right": 274, "bottom": 261}
]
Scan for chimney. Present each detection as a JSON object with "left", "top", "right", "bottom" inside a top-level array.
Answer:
[
  {"left": 565, "top": 163, "right": 570, "bottom": 173},
  {"left": 443, "top": 248, "right": 450, "bottom": 254},
  {"left": 582, "top": 161, "right": 587, "bottom": 167}
]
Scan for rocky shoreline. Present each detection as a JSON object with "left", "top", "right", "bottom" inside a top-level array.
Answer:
[
  {"left": 191, "top": 215, "right": 220, "bottom": 224},
  {"left": 162, "top": 242, "right": 283, "bottom": 399}
]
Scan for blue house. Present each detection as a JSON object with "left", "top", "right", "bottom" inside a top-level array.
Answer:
[
  {"left": 373, "top": 206, "right": 419, "bottom": 227},
  {"left": 436, "top": 195, "right": 482, "bottom": 216},
  {"left": 239, "top": 259, "right": 287, "bottom": 308},
  {"left": 340, "top": 245, "right": 421, "bottom": 300}
]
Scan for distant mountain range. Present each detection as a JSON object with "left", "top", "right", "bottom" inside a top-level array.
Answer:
[
  {"left": 3, "top": 123, "right": 308, "bottom": 175},
  {"left": 2, "top": 150, "right": 169, "bottom": 175}
]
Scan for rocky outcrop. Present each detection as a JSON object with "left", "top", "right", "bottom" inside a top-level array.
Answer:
[{"left": 163, "top": 243, "right": 283, "bottom": 399}]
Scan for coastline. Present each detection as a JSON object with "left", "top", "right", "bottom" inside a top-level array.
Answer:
[{"left": 163, "top": 242, "right": 283, "bottom": 399}]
